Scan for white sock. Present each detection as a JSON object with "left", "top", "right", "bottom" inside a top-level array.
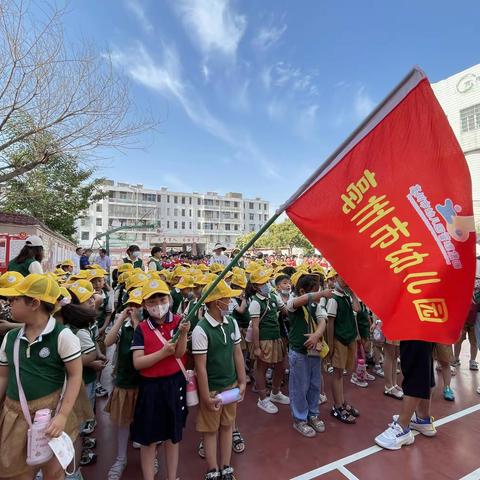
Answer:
[{"left": 116, "top": 425, "right": 130, "bottom": 461}]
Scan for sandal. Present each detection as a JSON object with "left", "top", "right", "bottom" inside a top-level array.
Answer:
[
  {"left": 384, "top": 386, "right": 404, "bottom": 400},
  {"left": 80, "top": 448, "right": 97, "bottom": 466},
  {"left": 82, "top": 437, "right": 96, "bottom": 449},
  {"left": 343, "top": 403, "right": 360, "bottom": 417},
  {"left": 198, "top": 440, "right": 206, "bottom": 459},
  {"left": 470, "top": 360, "right": 479, "bottom": 371},
  {"left": 232, "top": 429, "right": 245, "bottom": 454},
  {"left": 330, "top": 406, "right": 356, "bottom": 424},
  {"left": 108, "top": 458, "right": 127, "bottom": 480}
]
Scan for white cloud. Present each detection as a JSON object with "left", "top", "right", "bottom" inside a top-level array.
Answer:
[
  {"left": 253, "top": 21, "right": 287, "bottom": 51},
  {"left": 354, "top": 86, "right": 375, "bottom": 119},
  {"left": 261, "top": 66, "right": 272, "bottom": 90},
  {"left": 268, "top": 62, "right": 319, "bottom": 97},
  {"left": 173, "top": 0, "right": 246, "bottom": 58},
  {"left": 267, "top": 99, "right": 286, "bottom": 120},
  {"left": 110, "top": 43, "right": 279, "bottom": 179},
  {"left": 202, "top": 64, "right": 210, "bottom": 81},
  {"left": 295, "top": 104, "right": 320, "bottom": 139},
  {"left": 124, "top": 0, "right": 153, "bottom": 33}
]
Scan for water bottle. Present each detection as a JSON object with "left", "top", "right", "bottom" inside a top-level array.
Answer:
[
  {"left": 356, "top": 358, "right": 366, "bottom": 382},
  {"left": 27, "top": 409, "right": 53, "bottom": 466},
  {"left": 186, "top": 370, "right": 199, "bottom": 407},
  {"left": 215, "top": 388, "right": 241, "bottom": 406}
]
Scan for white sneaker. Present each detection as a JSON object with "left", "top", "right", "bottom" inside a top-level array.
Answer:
[
  {"left": 350, "top": 374, "right": 368, "bottom": 388},
  {"left": 132, "top": 442, "right": 141, "bottom": 449},
  {"left": 270, "top": 391, "right": 290, "bottom": 405},
  {"left": 365, "top": 372, "right": 375, "bottom": 381},
  {"left": 374, "top": 366, "right": 384, "bottom": 377},
  {"left": 257, "top": 398, "right": 279, "bottom": 414},
  {"left": 375, "top": 423, "right": 415, "bottom": 450},
  {"left": 392, "top": 412, "right": 437, "bottom": 437},
  {"left": 319, "top": 393, "right": 328, "bottom": 405}
]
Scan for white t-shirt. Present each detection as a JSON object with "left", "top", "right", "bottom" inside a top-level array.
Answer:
[
  {"left": 209, "top": 254, "right": 229, "bottom": 267},
  {"left": 29, "top": 261, "right": 43, "bottom": 274},
  {"left": 287, "top": 296, "right": 327, "bottom": 321}
]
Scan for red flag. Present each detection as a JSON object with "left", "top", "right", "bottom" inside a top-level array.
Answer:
[{"left": 285, "top": 68, "right": 475, "bottom": 344}]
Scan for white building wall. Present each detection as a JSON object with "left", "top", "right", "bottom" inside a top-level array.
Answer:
[{"left": 432, "top": 64, "right": 480, "bottom": 227}]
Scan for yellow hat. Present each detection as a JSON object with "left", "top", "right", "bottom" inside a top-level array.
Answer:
[
  {"left": 67, "top": 280, "right": 95, "bottom": 303},
  {"left": 125, "top": 272, "right": 149, "bottom": 291},
  {"left": 196, "top": 264, "right": 209, "bottom": 272},
  {"left": 147, "top": 271, "right": 163, "bottom": 280},
  {"left": 142, "top": 279, "right": 170, "bottom": 300},
  {"left": 54, "top": 268, "right": 67, "bottom": 276},
  {"left": 202, "top": 280, "right": 242, "bottom": 304},
  {"left": 59, "top": 286, "right": 72, "bottom": 303},
  {"left": 126, "top": 287, "right": 143, "bottom": 305},
  {"left": 290, "top": 271, "right": 306, "bottom": 287},
  {"left": 193, "top": 273, "right": 209, "bottom": 287},
  {"left": 70, "top": 271, "right": 89, "bottom": 280},
  {"left": 209, "top": 263, "right": 223, "bottom": 274},
  {"left": 230, "top": 270, "right": 247, "bottom": 289},
  {"left": 326, "top": 269, "right": 337, "bottom": 280},
  {"left": 86, "top": 269, "right": 107, "bottom": 281},
  {"left": 86, "top": 263, "right": 102, "bottom": 270},
  {"left": 173, "top": 265, "right": 189, "bottom": 277},
  {"left": 249, "top": 268, "right": 272, "bottom": 285},
  {"left": 246, "top": 262, "right": 260, "bottom": 274},
  {"left": 160, "top": 270, "right": 173, "bottom": 284},
  {"left": 0, "top": 273, "right": 61, "bottom": 304},
  {"left": 175, "top": 275, "right": 195, "bottom": 289},
  {"left": 118, "top": 263, "right": 134, "bottom": 274},
  {"left": 0, "top": 271, "right": 24, "bottom": 289},
  {"left": 60, "top": 259, "right": 74, "bottom": 268}
]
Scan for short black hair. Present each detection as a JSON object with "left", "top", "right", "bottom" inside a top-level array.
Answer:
[
  {"left": 281, "top": 266, "right": 296, "bottom": 277},
  {"left": 99, "top": 248, "right": 107, "bottom": 254},
  {"left": 76, "top": 247, "right": 83, "bottom": 254},
  {"left": 151, "top": 246, "right": 162, "bottom": 256},
  {"left": 295, "top": 274, "right": 321, "bottom": 296},
  {"left": 127, "top": 244, "right": 140, "bottom": 253},
  {"left": 275, "top": 274, "right": 291, "bottom": 286}
]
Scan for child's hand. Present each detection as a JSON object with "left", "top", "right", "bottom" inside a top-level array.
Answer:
[
  {"left": 238, "top": 383, "right": 246, "bottom": 402},
  {"left": 204, "top": 396, "right": 220, "bottom": 412},
  {"left": 320, "top": 289, "right": 334, "bottom": 299},
  {"left": 163, "top": 341, "right": 176, "bottom": 357},
  {"left": 45, "top": 412, "right": 66, "bottom": 438},
  {"left": 97, "top": 353, "right": 107, "bottom": 362},
  {"left": 90, "top": 359, "right": 106, "bottom": 371},
  {"left": 304, "top": 332, "right": 320, "bottom": 350},
  {"left": 254, "top": 347, "right": 262, "bottom": 358},
  {"left": 179, "top": 321, "right": 190, "bottom": 336}
]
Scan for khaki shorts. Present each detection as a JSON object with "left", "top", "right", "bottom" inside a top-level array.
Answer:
[
  {"left": 196, "top": 384, "right": 237, "bottom": 433},
  {"left": 433, "top": 343, "right": 454, "bottom": 364},
  {"left": 331, "top": 339, "right": 357, "bottom": 371}
]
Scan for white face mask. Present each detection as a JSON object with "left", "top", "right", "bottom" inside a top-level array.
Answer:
[
  {"left": 280, "top": 288, "right": 291, "bottom": 296},
  {"left": 147, "top": 303, "right": 169, "bottom": 319},
  {"left": 132, "top": 251, "right": 141, "bottom": 259},
  {"left": 258, "top": 284, "right": 271, "bottom": 297},
  {"left": 48, "top": 432, "right": 75, "bottom": 474}
]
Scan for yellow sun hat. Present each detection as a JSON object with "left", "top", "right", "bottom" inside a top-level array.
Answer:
[
  {"left": 196, "top": 263, "right": 209, "bottom": 272},
  {"left": 202, "top": 279, "right": 242, "bottom": 304},
  {"left": 86, "top": 269, "right": 108, "bottom": 281},
  {"left": 54, "top": 268, "right": 67, "bottom": 277},
  {"left": 175, "top": 275, "right": 195, "bottom": 289},
  {"left": 0, "top": 273, "right": 61, "bottom": 304},
  {"left": 290, "top": 271, "right": 306, "bottom": 287},
  {"left": 326, "top": 269, "right": 337, "bottom": 280},
  {"left": 193, "top": 273, "right": 210, "bottom": 287},
  {"left": 118, "top": 263, "right": 134, "bottom": 274},
  {"left": 67, "top": 280, "right": 95, "bottom": 304},
  {"left": 172, "top": 265, "right": 189, "bottom": 277},
  {"left": 60, "top": 259, "right": 74, "bottom": 268},
  {"left": 125, "top": 272, "right": 149, "bottom": 291},
  {"left": 126, "top": 287, "right": 143, "bottom": 306},
  {"left": 142, "top": 279, "right": 170, "bottom": 300},
  {"left": 146, "top": 271, "right": 163, "bottom": 280},
  {"left": 249, "top": 268, "right": 272, "bottom": 285},
  {"left": 0, "top": 271, "right": 24, "bottom": 289},
  {"left": 209, "top": 263, "right": 223, "bottom": 274},
  {"left": 230, "top": 270, "right": 247, "bottom": 289},
  {"left": 70, "top": 271, "right": 89, "bottom": 281},
  {"left": 160, "top": 270, "right": 173, "bottom": 284},
  {"left": 245, "top": 261, "right": 260, "bottom": 274}
]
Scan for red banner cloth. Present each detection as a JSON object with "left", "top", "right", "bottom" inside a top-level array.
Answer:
[{"left": 286, "top": 68, "right": 475, "bottom": 343}]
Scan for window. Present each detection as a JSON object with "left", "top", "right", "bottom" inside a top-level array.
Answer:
[
  {"left": 167, "top": 221, "right": 170, "bottom": 228},
  {"left": 96, "top": 218, "right": 102, "bottom": 226},
  {"left": 197, "top": 198, "right": 201, "bottom": 205},
  {"left": 181, "top": 222, "right": 185, "bottom": 229},
  {"left": 182, "top": 197, "right": 185, "bottom": 204},
  {"left": 249, "top": 202, "right": 254, "bottom": 209},
  {"left": 167, "top": 195, "right": 170, "bottom": 203},
  {"left": 96, "top": 204, "right": 102, "bottom": 212},
  {"left": 264, "top": 214, "right": 268, "bottom": 221},
  {"left": 234, "top": 201, "right": 239, "bottom": 208},
  {"left": 234, "top": 225, "right": 239, "bottom": 231},
  {"left": 258, "top": 214, "right": 262, "bottom": 221},
  {"left": 174, "top": 196, "right": 178, "bottom": 203},
  {"left": 80, "top": 218, "right": 87, "bottom": 226},
  {"left": 264, "top": 204, "right": 268, "bottom": 211},
  {"left": 142, "top": 234, "right": 147, "bottom": 241},
  {"left": 234, "top": 213, "right": 239, "bottom": 219},
  {"left": 120, "top": 191, "right": 127, "bottom": 200},
  {"left": 142, "top": 193, "right": 156, "bottom": 202},
  {"left": 167, "top": 208, "right": 170, "bottom": 216},
  {"left": 81, "top": 231, "right": 89, "bottom": 240},
  {"left": 174, "top": 208, "right": 179, "bottom": 216},
  {"left": 174, "top": 221, "right": 178, "bottom": 229},
  {"left": 249, "top": 213, "right": 254, "bottom": 220},
  {"left": 157, "top": 195, "right": 162, "bottom": 202},
  {"left": 182, "top": 209, "right": 186, "bottom": 217},
  {"left": 225, "top": 224, "right": 231, "bottom": 231},
  {"left": 189, "top": 198, "right": 192, "bottom": 205},
  {"left": 197, "top": 211, "right": 201, "bottom": 217},
  {"left": 189, "top": 222, "right": 192, "bottom": 229},
  {"left": 460, "top": 104, "right": 480, "bottom": 133},
  {"left": 249, "top": 224, "right": 255, "bottom": 232},
  {"left": 215, "top": 200, "right": 220, "bottom": 206},
  {"left": 224, "top": 201, "right": 231, "bottom": 207},
  {"left": 197, "top": 223, "right": 201, "bottom": 229},
  {"left": 108, "top": 191, "right": 115, "bottom": 199},
  {"left": 189, "top": 209, "right": 192, "bottom": 217}
]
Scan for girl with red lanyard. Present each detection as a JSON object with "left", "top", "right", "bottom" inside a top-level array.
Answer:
[{"left": 131, "top": 279, "right": 190, "bottom": 480}]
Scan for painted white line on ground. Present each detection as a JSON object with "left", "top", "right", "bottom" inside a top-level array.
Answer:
[
  {"left": 290, "top": 403, "right": 480, "bottom": 480},
  {"left": 459, "top": 467, "right": 480, "bottom": 480},
  {"left": 338, "top": 466, "right": 360, "bottom": 480}
]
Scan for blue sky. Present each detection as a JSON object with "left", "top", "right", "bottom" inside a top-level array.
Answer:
[{"left": 62, "top": 0, "right": 479, "bottom": 211}]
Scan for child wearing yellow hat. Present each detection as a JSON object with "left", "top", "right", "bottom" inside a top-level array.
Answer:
[
  {"left": 0, "top": 272, "right": 25, "bottom": 342},
  {"left": 0, "top": 274, "right": 83, "bottom": 478},
  {"left": 171, "top": 275, "right": 195, "bottom": 315},
  {"left": 104, "top": 287, "right": 143, "bottom": 479},
  {"left": 248, "top": 269, "right": 290, "bottom": 414},
  {"left": 131, "top": 279, "right": 190, "bottom": 480},
  {"left": 192, "top": 280, "right": 247, "bottom": 480}
]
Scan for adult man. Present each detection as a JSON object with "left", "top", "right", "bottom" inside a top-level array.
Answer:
[
  {"left": 94, "top": 248, "right": 111, "bottom": 272},
  {"left": 208, "top": 243, "right": 229, "bottom": 267},
  {"left": 80, "top": 248, "right": 92, "bottom": 270},
  {"left": 73, "top": 247, "right": 83, "bottom": 274}
]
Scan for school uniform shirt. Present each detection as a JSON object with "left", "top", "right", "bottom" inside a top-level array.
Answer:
[
  {"left": 192, "top": 312, "right": 241, "bottom": 391},
  {"left": 0, "top": 317, "right": 81, "bottom": 401},
  {"left": 67, "top": 325, "right": 97, "bottom": 385},
  {"left": 131, "top": 313, "right": 184, "bottom": 378},
  {"left": 148, "top": 258, "right": 163, "bottom": 272},
  {"left": 231, "top": 298, "right": 251, "bottom": 329},
  {"left": 326, "top": 290, "right": 357, "bottom": 346},
  {"left": 115, "top": 319, "right": 140, "bottom": 389},
  {"left": 123, "top": 257, "right": 143, "bottom": 270},
  {"left": 287, "top": 297, "right": 327, "bottom": 355},
  {"left": 171, "top": 288, "right": 188, "bottom": 315},
  {"left": 97, "top": 288, "right": 114, "bottom": 329},
  {"left": 248, "top": 293, "right": 284, "bottom": 341}
]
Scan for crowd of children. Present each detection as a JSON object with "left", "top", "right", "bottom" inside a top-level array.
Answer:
[{"left": 0, "top": 239, "right": 478, "bottom": 480}]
